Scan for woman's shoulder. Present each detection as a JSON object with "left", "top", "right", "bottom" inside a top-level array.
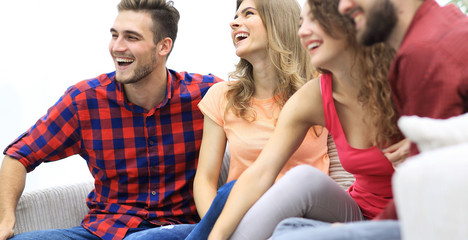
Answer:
[
  {"left": 298, "top": 75, "right": 322, "bottom": 96},
  {"left": 205, "top": 80, "right": 231, "bottom": 95},
  {"left": 212, "top": 79, "right": 242, "bottom": 90},
  {"left": 279, "top": 75, "right": 326, "bottom": 128},
  {"left": 285, "top": 76, "right": 323, "bottom": 112}
]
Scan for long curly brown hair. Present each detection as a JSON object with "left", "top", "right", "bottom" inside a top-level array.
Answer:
[
  {"left": 225, "top": 0, "right": 313, "bottom": 122},
  {"left": 308, "top": 0, "right": 401, "bottom": 147}
]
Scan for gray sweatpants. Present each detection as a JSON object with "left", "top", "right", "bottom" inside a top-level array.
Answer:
[{"left": 230, "top": 165, "right": 364, "bottom": 240}]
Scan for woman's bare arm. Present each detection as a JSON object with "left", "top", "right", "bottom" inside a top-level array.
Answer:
[
  {"left": 193, "top": 116, "right": 228, "bottom": 218},
  {"left": 208, "top": 79, "right": 325, "bottom": 239}
]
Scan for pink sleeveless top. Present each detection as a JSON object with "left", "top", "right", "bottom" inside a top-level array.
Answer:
[{"left": 320, "top": 73, "right": 394, "bottom": 219}]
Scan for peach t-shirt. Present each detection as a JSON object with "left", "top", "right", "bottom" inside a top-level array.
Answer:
[{"left": 198, "top": 81, "right": 329, "bottom": 182}]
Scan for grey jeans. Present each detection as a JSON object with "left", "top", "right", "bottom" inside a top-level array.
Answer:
[{"left": 230, "top": 165, "right": 364, "bottom": 240}]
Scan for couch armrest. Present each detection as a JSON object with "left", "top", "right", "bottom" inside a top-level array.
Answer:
[{"left": 14, "top": 180, "right": 94, "bottom": 234}]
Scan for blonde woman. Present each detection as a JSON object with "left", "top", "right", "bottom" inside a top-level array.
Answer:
[{"left": 186, "top": 0, "right": 330, "bottom": 239}]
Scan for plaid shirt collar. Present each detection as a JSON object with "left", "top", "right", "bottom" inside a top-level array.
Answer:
[{"left": 114, "top": 68, "right": 174, "bottom": 115}]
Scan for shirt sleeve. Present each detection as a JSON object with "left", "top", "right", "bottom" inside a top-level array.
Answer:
[
  {"left": 198, "top": 82, "right": 228, "bottom": 127},
  {"left": 4, "top": 86, "right": 82, "bottom": 172}
]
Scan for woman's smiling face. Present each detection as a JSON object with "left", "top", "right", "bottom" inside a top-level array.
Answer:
[
  {"left": 230, "top": 0, "right": 268, "bottom": 61},
  {"left": 298, "top": 1, "right": 348, "bottom": 70}
]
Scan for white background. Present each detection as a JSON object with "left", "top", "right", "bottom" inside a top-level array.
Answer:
[{"left": 0, "top": 0, "right": 450, "bottom": 192}]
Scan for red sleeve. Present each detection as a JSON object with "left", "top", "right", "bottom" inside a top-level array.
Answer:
[{"left": 4, "top": 87, "right": 81, "bottom": 172}]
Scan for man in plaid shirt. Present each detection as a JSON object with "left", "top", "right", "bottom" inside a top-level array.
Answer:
[{"left": 0, "top": 0, "right": 222, "bottom": 239}]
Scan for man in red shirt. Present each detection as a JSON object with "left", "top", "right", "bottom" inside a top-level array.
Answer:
[
  {"left": 339, "top": 0, "right": 468, "bottom": 219},
  {"left": 0, "top": 0, "right": 221, "bottom": 240},
  {"left": 339, "top": 0, "right": 468, "bottom": 154},
  {"left": 271, "top": 0, "right": 468, "bottom": 239}
]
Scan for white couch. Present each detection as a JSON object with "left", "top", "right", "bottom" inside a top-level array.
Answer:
[
  {"left": 393, "top": 114, "right": 468, "bottom": 240},
  {"left": 14, "top": 135, "right": 354, "bottom": 234},
  {"left": 14, "top": 180, "right": 94, "bottom": 234},
  {"left": 393, "top": 143, "right": 468, "bottom": 240}
]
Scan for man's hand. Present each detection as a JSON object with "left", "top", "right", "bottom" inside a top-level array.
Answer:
[
  {"left": 0, "top": 156, "right": 27, "bottom": 240},
  {"left": 0, "top": 225, "right": 14, "bottom": 240},
  {"left": 383, "top": 138, "right": 411, "bottom": 169},
  {"left": 0, "top": 211, "right": 16, "bottom": 240}
]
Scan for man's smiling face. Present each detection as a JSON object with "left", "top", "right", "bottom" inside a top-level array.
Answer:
[{"left": 109, "top": 10, "right": 159, "bottom": 84}]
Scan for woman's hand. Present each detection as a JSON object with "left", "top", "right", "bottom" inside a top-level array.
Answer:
[{"left": 383, "top": 138, "right": 411, "bottom": 169}]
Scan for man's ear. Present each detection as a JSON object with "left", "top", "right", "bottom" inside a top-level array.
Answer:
[{"left": 158, "top": 37, "right": 173, "bottom": 57}]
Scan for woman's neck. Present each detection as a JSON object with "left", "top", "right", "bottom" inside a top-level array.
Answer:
[
  {"left": 326, "top": 49, "right": 361, "bottom": 98},
  {"left": 250, "top": 58, "right": 277, "bottom": 100}
]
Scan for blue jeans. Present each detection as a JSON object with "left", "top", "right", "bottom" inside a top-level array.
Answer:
[
  {"left": 185, "top": 180, "right": 236, "bottom": 240},
  {"left": 11, "top": 220, "right": 195, "bottom": 240},
  {"left": 271, "top": 218, "right": 401, "bottom": 240},
  {"left": 124, "top": 223, "right": 195, "bottom": 239}
]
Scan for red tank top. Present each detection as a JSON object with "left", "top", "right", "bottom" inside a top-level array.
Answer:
[{"left": 320, "top": 73, "right": 394, "bottom": 219}]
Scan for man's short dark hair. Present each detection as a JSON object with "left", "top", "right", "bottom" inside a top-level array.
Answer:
[{"left": 118, "top": 0, "right": 180, "bottom": 48}]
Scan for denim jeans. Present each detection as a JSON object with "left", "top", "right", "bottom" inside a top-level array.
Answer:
[
  {"left": 124, "top": 223, "right": 195, "bottom": 239},
  {"left": 11, "top": 220, "right": 195, "bottom": 240},
  {"left": 11, "top": 226, "right": 102, "bottom": 240},
  {"left": 185, "top": 180, "right": 236, "bottom": 240},
  {"left": 271, "top": 218, "right": 401, "bottom": 240}
]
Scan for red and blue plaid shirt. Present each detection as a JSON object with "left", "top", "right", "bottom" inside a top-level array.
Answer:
[{"left": 4, "top": 69, "right": 222, "bottom": 240}]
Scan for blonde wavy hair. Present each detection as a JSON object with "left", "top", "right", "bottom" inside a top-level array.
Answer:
[
  {"left": 226, "top": 0, "right": 313, "bottom": 122},
  {"left": 308, "top": 0, "right": 401, "bottom": 147}
]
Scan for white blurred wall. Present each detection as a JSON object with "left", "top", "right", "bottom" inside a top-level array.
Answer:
[
  {"left": 0, "top": 0, "right": 237, "bottom": 192},
  {"left": 0, "top": 0, "right": 450, "bottom": 192}
]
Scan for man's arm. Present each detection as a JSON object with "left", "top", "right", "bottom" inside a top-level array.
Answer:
[{"left": 0, "top": 156, "right": 27, "bottom": 240}]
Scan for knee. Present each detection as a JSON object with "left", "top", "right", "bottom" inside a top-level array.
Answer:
[
  {"left": 272, "top": 218, "right": 332, "bottom": 239},
  {"left": 285, "top": 165, "right": 324, "bottom": 180},
  {"left": 277, "top": 217, "right": 330, "bottom": 229},
  {"left": 11, "top": 229, "right": 60, "bottom": 240},
  {"left": 282, "top": 165, "right": 331, "bottom": 191}
]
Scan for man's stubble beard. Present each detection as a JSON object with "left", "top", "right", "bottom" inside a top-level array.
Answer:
[
  {"left": 116, "top": 51, "right": 158, "bottom": 84},
  {"left": 359, "top": 0, "right": 398, "bottom": 46}
]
